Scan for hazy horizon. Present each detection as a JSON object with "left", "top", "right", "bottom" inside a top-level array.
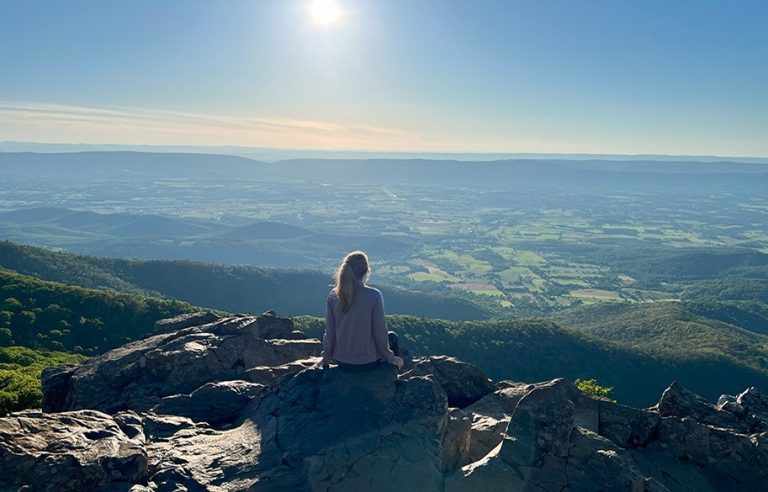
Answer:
[{"left": 2, "top": 141, "right": 767, "bottom": 164}]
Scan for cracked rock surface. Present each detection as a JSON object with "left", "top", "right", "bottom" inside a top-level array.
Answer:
[
  {"left": 41, "top": 312, "right": 320, "bottom": 414},
  {"left": 447, "top": 379, "right": 768, "bottom": 492},
  {"left": 2, "top": 312, "right": 768, "bottom": 491},
  {"left": 0, "top": 409, "right": 148, "bottom": 491}
]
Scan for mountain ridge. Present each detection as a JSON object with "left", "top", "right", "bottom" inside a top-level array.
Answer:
[
  {"left": 0, "top": 240, "right": 486, "bottom": 320},
  {"left": 2, "top": 239, "right": 768, "bottom": 408}
]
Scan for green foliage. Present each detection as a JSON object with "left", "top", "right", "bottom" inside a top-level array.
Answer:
[
  {"left": 2, "top": 239, "right": 768, "bottom": 409},
  {"left": 682, "top": 277, "right": 768, "bottom": 304},
  {"left": 684, "top": 300, "right": 768, "bottom": 336},
  {"left": 574, "top": 378, "right": 614, "bottom": 400},
  {"left": 0, "top": 346, "right": 86, "bottom": 415},
  {"left": 0, "top": 240, "right": 487, "bottom": 320},
  {"left": 0, "top": 240, "right": 142, "bottom": 293},
  {"left": 0, "top": 268, "right": 198, "bottom": 354},
  {"left": 597, "top": 248, "right": 768, "bottom": 284},
  {"left": 295, "top": 312, "right": 768, "bottom": 407},
  {"left": 552, "top": 301, "right": 768, "bottom": 370}
]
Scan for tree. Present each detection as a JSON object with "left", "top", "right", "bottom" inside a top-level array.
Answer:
[
  {"left": 574, "top": 378, "right": 614, "bottom": 400},
  {"left": 1, "top": 298, "right": 22, "bottom": 312}
]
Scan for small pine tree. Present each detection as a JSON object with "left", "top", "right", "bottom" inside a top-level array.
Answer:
[{"left": 574, "top": 378, "right": 615, "bottom": 400}]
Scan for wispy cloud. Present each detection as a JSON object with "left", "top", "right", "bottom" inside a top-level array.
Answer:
[
  {"left": 0, "top": 101, "right": 417, "bottom": 151},
  {"left": 5, "top": 100, "right": 748, "bottom": 155}
]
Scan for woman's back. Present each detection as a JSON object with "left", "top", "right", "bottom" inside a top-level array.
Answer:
[
  {"left": 320, "top": 250, "right": 402, "bottom": 369},
  {"left": 323, "top": 285, "right": 395, "bottom": 365}
]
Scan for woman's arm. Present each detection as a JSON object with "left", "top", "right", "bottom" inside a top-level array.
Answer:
[
  {"left": 372, "top": 291, "right": 397, "bottom": 365},
  {"left": 320, "top": 295, "right": 336, "bottom": 365}
]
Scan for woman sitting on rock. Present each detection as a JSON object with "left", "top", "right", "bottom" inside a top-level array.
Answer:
[{"left": 319, "top": 251, "right": 404, "bottom": 371}]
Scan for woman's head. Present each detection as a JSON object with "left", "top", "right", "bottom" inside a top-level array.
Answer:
[{"left": 334, "top": 250, "right": 370, "bottom": 313}]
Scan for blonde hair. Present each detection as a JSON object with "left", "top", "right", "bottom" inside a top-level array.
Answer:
[{"left": 333, "top": 251, "right": 370, "bottom": 313}]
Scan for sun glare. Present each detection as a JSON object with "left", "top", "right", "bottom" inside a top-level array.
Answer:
[{"left": 310, "top": 0, "right": 342, "bottom": 26}]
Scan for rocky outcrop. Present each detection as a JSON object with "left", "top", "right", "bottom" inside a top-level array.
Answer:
[
  {"left": 151, "top": 311, "right": 220, "bottom": 336},
  {"left": 402, "top": 356, "right": 495, "bottom": 408},
  {"left": 449, "top": 379, "right": 768, "bottom": 491},
  {"left": 718, "top": 386, "right": 768, "bottom": 432},
  {"left": 241, "top": 363, "right": 448, "bottom": 491},
  {"left": 463, "top": 381, "right": 537, "bottom": 463},
  {"left": 656, "top": 380, "right": 768, "bottom": 434},
  {"left": 152, "top": 380, "right": 265, "bottom": 426},
  {"left": 3, "top": 312, "right": 768, "bottom": 491},
  {"left": 0, "top": 409, "right": 148, "bottom": 491},
  {"left": 42, "top": 312, "right": 320, "bottom": 414},
  {"left": 446, "top": 379, "right": 651, "bottom": 491}
]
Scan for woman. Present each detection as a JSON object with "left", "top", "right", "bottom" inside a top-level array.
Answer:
[{"left": 319, "top": 251, "right": 404, "bottom": 370}]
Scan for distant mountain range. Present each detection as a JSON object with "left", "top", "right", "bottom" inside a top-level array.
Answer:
[
  {"left": 0, "top": 206, "right": 417, "bottom": 269},
  {"left": 1, "top": 152, "right": 766, "bottom": 192},
  {"left": 0, "top": 207, "right": 218, "bottom": 238},
  {"left": 2, "top": 141, "right": 767, "bottom": 164}
]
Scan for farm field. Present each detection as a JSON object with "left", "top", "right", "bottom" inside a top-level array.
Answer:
[{"left": 0, "top": 154, "right": 766, "bottom": 317}]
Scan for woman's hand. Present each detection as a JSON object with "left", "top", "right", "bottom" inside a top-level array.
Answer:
[{"left": 393, "top": 356, "right": 404, "bottom": 370}]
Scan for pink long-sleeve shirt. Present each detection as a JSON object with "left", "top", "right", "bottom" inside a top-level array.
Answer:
[{"left": 321, "top": 285, "right": 396, "bottom": 366}]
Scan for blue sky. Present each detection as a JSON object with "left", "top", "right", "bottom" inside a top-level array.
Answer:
[{"left": 1, "top": 0, "right": 766, "bottom": 155}]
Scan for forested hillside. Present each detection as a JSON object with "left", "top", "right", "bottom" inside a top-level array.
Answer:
[
  {"left": 0, "top": 241, "right": 142, "bottom": 293},
  {"left": 552, "top": 302, "right": 768, "bottom": 369},
  {"left": 0, "top": 269, "right": 197, "bottom": 354},
  {"left": 0, "top": 268, "right": 200, "bottom": 415},
  {"left": 593, "top": 248, "right": 768, "bottom": 284},
  {"left": 0, "top": 241, "right": 488, "bottom": 320},
  {"left": 684, "top": 301, "right": 768, "bottom": 336},
  {"left": 2, "top": 240, "right": 768, "bottom": 409},
  {"left": 681, "top": 276, "right": 768, "bottom": 303},
  {"left": 293, "top": 314, "right": 768, "bottom": 406}
]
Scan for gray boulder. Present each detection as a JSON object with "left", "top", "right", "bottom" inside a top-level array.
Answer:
[
  {"left": 655, "top": 380, "right": 746, "bottom": 431},
  {"left": 653, "top": 417, "right": 768, "bottom": 489},
  {"left": 403, "top": 356, "right": 495, "bottom": 408},
  {"left": 598, "top": 399, "right": 659, "bottom": 448},
  {"left": 441, "top": 408, "right": 472, "bottom": 473},
  {"left": 717, "top": 386, "right": 768, "bottom": 432},
  {"left": 152, "top": 311, "right": 221, "bottom": 336},
  {"left": 141, "top": 363, "right": 449, "bottom": 491},
  {"left": 142, "top": 413, "right": 205, "bottom": 441},
  {"left": 0, "top": 410, "right": 147, "bottom": 491},
  {"left": 114, "top": 410, "right": 144, "bottom": 439},
  {"left": 244, "top": 357, "right": 319, "bottom": 386},
  {"left": 44, "top": 314, "right": 320, "bottom": 413},
  {"left": 244, "top": 363, "right": 448, "bottom": 491},
  {"left": 447, "top": 379, "right": 649, "bottom": 491},
  {"left": 152, "top": 380, "right": 265, "bottom": 426},
  {"left": 463, "top": 382, "right": 545, "bottom": 463}
]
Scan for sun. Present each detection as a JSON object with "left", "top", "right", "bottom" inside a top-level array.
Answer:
[{"left": 310, "top": 0, "right": 343, "bottom": 26}]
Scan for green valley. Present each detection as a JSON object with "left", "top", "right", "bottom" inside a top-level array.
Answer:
[{"left": 0, "top": 153, "right": 766, "bottom": 413}]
